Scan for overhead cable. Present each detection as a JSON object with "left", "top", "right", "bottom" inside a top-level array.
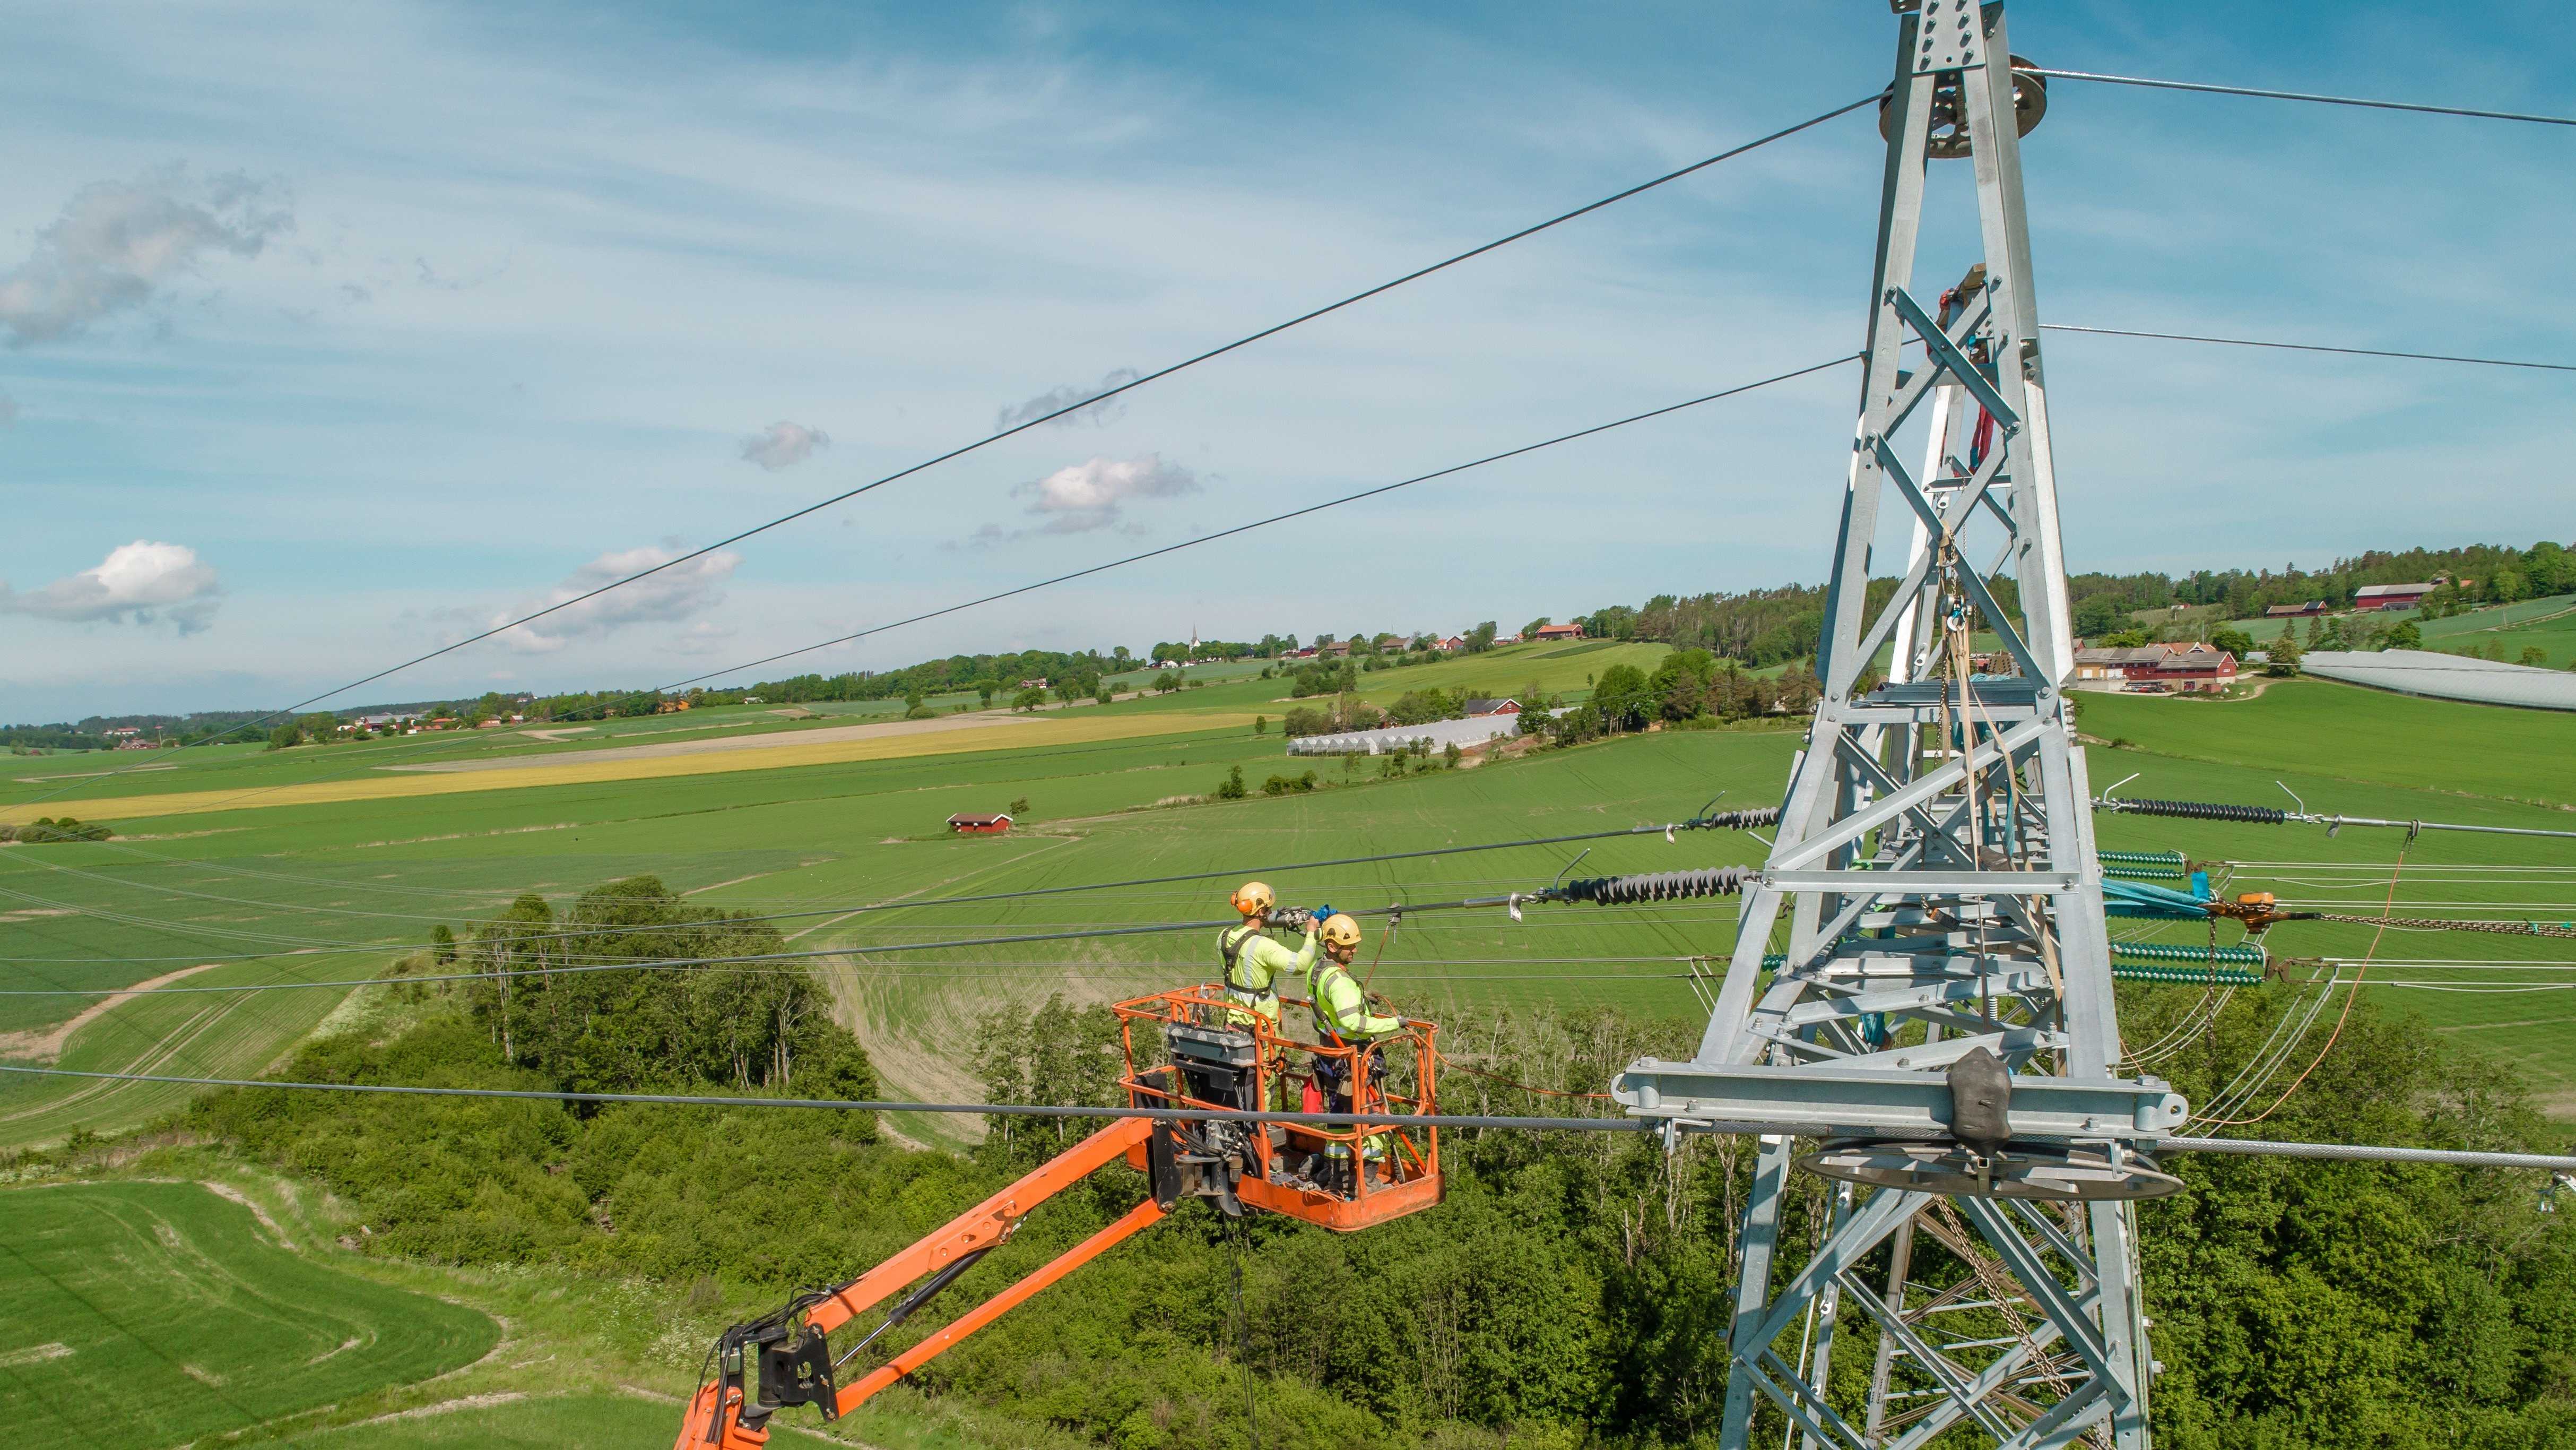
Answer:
[
  {"left": 21, "top": 93, "right": 1880, "bottom": 812},
  {"left": 2045, "top": 324, "right": 2576, "bottom": 375},
  {"left": 0, "top": 806, "right": 1781, "bottom": 966},
  {"left": 651, "top": 358, "right": 1858, "bottom": 692},
  {"left": 6, "top": 1064, "right": 2572, "bottom": 1173},
  {"left": 2032, "top": 67, "right": 2576, "bottom": 129},
  {"left": 0, "top": 864, "right": 1759, "bottom": 997}
]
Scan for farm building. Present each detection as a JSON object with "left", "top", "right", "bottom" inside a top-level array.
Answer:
[
  {"left": 2071, "top": 645, "right": 2166, "bottom": 682},
  {"left": 1437, "top": 635, "right": 1465, "bottom": 652},
  {"left": 1287, "top": 714, "right": 1529, "bottom": 757},
  {"left": 947, "top": 812, "right": 1013, "bottom": 835},
  {"left": 2265, "top": 600, "right": 2328, "bottom": 618},
  {"left": 1463, "top": 697, "right": 1521, "bottom": 716},
  {"left": 2071, "top": 642, "right": 2239, "bottom": 693},
  {"left": 1532, "top": 622, "right": 1584, "bottom": 641},
  {"left": 2353, "top": 582, "right": 2433, "bottom": 611}
]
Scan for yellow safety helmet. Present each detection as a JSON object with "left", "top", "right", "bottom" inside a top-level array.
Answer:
[
  {"left": 1318, "top": 913, "right": 1363, "bottom": 951},
  {"left": 1231, "top": 881, "right": 1277, "bottom": 917}
]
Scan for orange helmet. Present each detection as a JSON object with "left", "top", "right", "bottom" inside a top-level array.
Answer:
[{"left": 1231, "top": 881, "right": 1277, "bottom": 917}]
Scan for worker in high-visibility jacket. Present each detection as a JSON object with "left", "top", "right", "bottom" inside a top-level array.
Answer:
[
  {"left": 1218, "top": 881, "right": 1317, "bottom": 1030},
  {"left": 1219, "top": 882, "right": 1317, "bottom": 1111},
  {"left": 1305, "top": 912, "right": 1403, "bottom": 1194}
]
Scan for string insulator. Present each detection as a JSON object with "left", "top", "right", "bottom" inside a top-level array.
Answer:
[
  {"left": 1696, "top": 806, "right": 1783, "bottom": 830},
  {"left": 2105, "top": 798, "right": 2286, "bottom": 824},
  {"left": 1560, "top": 866, "right": 1756, "bottom": 904}
]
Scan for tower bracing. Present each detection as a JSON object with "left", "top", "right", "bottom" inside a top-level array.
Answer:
[{"left": 1616, "top": 3, "right": 2181, "bottom": 1446}]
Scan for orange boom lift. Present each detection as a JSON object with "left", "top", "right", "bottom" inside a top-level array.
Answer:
[{"left": 674, "top": 985, "right": 1441, "bottom": 1447}]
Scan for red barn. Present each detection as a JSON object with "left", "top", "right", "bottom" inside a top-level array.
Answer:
[
  {"left": 1532, "top": 623, "right": 1585, "bottom": 641},
  {"left": 947, "top": 812, "right": 1013, "bottom": 835},
  {"left": 2353, "top": 583, "right": 2433, "bottom": 612}
]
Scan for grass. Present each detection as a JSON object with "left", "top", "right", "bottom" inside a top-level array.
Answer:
[
  {"left": 0, "top": 710, "right": 1255, "bottom": 827},
  {"left": 0, "top": 1153, "right": 1083, "bottom": 1450},
  {"left": 3, "top": 653, "right": 2575, "bottom": 1447},
  {"left": 2076, "top": 677, "right": 2576, "bottom": 808},
  {"left": 0, "top": 1180, "right": 496, "bottom": 1446},
  {"left": 271, "top": 1392, "right": 856, "bottom": 1448},
  {"left": 5, "top": 656, "right": 2574, "bottom": 1158},
  {"left": 1342, "top": 640, "right": 1673, "bottom": 706},
  {"left": 2223, "top": 595, "right": 2576, "bottom": 669},
  {"left": 2078, "top": 679, "right": 2576, "bottom": 1104}
]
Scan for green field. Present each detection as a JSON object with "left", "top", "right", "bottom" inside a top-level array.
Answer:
[
  {"left": 2077, "top": 678, "right": 2576, "bottom": 1103},
  {"left": 2226, "top": 594, "right": 2576, "bottom": 668},
  {"left": 3, "top": 645, "right": 2574, "bottom": 1449},
  {"left": 6, "top": 655, "right": 2574, "bottom": 1145},
  {"left": 0, "top": 1181, "right": 496, "bottom": 1445},
  {"left": 2077, "top": 676, "right": 2575, "bottom": 808},
  {"left": 273, "top": 1392, "right": 855, "bottom": 1448}
]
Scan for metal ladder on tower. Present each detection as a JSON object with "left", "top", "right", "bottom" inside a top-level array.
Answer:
[{"left": 1615, "top": 4, "right": 2180, "bottom": 1446}]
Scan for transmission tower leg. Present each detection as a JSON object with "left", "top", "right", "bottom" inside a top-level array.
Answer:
[
  {"left": 1721, "top": 1137, "right": 1796, "bottom": 1448},
  {"left": 1620, "top": 4, "right": 2182, "bottom": 1447},
  {"left": 1860, "top": 1215, "right": 1917, "bottom": 1445}
]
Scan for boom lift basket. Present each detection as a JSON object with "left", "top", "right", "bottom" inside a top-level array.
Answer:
[{"left": 1115, "top": 984, "right": 1444, "bottom": 1231}]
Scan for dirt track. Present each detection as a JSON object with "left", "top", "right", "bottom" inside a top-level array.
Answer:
[{"left": 0, "top": 962, "right": 221, "bottom": 1063}]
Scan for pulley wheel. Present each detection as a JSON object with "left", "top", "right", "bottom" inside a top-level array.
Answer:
[
  {"left": 1878, "top": 55, "right": 2049, "bottom": 159},
  {"left": 1799, "top": 1136, "right": 2183, "bottom": 1202}
]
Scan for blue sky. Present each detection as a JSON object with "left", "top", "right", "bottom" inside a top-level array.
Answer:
[{"left": 2, "top": 1, "right": 2569, "bottom": 720}]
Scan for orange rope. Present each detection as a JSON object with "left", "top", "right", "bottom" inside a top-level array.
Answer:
[{"left": 2206, "top": 841, "right": 2408, "bottom": 1129}]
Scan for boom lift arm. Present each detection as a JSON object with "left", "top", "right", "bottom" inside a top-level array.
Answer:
[
  {"left": 675, "top": 985, "right": 1445, "bottom": 1448},
  {"left": 675, "top": 1116, "right": 1164, "bottom": 1448}
]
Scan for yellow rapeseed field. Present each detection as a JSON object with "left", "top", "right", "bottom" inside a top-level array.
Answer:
[{"left": 2, "top": 711, "right": 1255, "bottom": 825}]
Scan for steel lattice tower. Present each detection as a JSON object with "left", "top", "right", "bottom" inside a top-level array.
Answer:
[{"left": 1616, "top": 3, "right": 2186, "bottom": 1446}]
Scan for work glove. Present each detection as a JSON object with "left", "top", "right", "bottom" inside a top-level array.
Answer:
[{"left": 1312, "top": 903, "right": 1334, "bottom": 923}]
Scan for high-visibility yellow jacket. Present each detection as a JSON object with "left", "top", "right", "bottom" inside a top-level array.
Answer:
[
  {"left": 1307, "top": 959, "right": 1401, "bottom": 1044},
  {"left": 1220, "top": 921, "right": 1317, "bottom": 1024}
]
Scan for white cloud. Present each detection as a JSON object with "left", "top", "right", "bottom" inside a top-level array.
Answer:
[
  {"left": 1, "top": 540, "right": 222, "bottom": 632},
  {"left": 740, "top": 420, "right": 829, "bottom": 471},
  {"left": 995, "top": 368, "right": 1142, "bottom": 431},
  {"left": 998, "top": 453, "right": 1197, "bottom": 539},
  {"left": 0, "top": 165, "right": 292, "bottom": 346},
  {"left": 487, "top": 543, "right": 741, "bottom": 653}
]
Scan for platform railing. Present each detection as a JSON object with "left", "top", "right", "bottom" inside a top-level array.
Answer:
[{"left": 1111, "top": 985, "right": 1439, "bottom": 1205}]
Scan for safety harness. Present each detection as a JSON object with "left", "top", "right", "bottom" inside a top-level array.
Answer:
[{"left": 1218, "top": 923, "right": 1268, "bottom": 1004}]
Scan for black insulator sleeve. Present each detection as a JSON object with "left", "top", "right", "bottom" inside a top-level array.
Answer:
[
  {"left": 2107, "top": 797, "right": 2286, "bottom": 825},
  {"left": 1699, "top": 806, "right": 1783, "bottom": 830},
  {"left": 1561, "top": 866, "right": 1757, "bottom": 904}
]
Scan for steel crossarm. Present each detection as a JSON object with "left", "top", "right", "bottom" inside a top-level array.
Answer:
[{"left": 1615, "top": 1061, "right": 2184, "bottom": 1141}]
